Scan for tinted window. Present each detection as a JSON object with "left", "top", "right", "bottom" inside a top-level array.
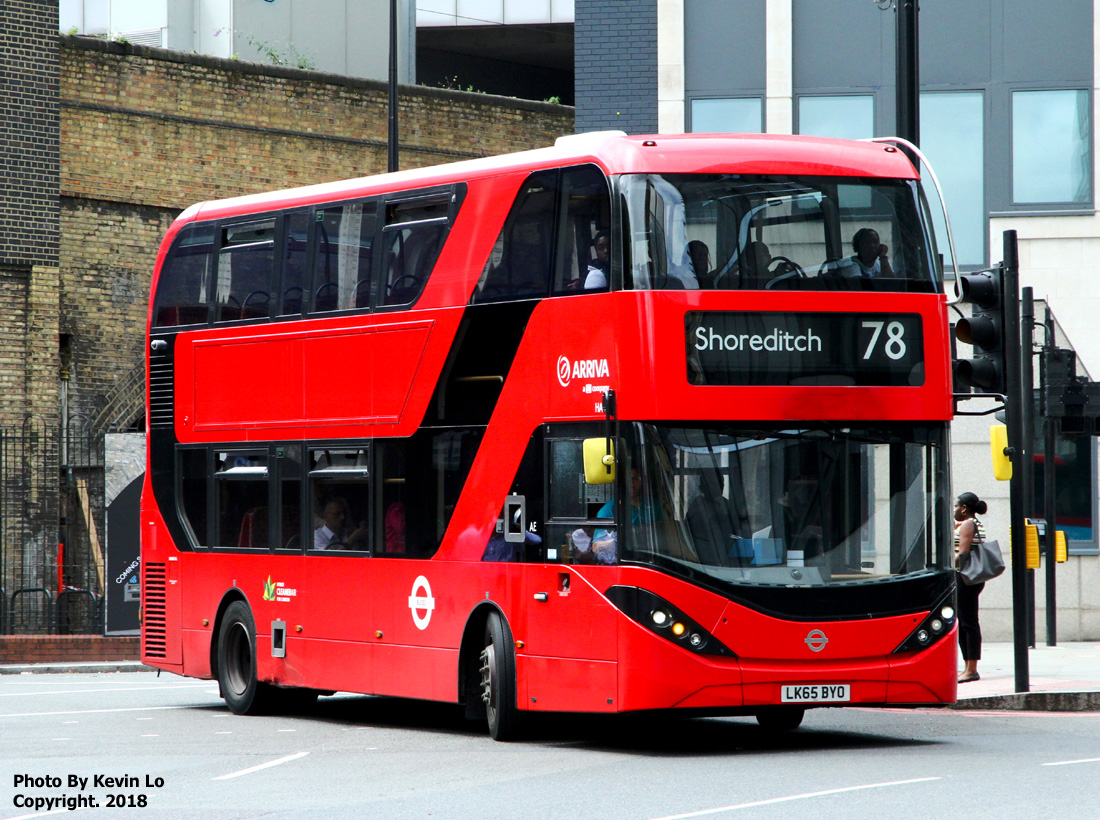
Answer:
[
  {"left": 214, "top": 450, "right": 269, "bottom": 548},
  {"left": 557, "top": 165, "right": 612, "bottom": 293},
  {"left": 179, "top": 448, "right": 209, "bottom": 546},
  {"left": 281, "top": 211, "right": 310, "bottom": 316},
  {"left": 379, "top": 196, "right": 449, "bottom": 307},
  {"left": 153, "top": 224, "right": 214, "bottom": 327},
  {"left": 312, "top": 202, "right": 376, "bottom": 314},
  {"left": 308, "top": 447, "right": 371, "bottom": 552},
  {"left": 472, "top": 171, "right": 558, "bottom": 303},
  {"left": 620, "top": 174, "right": 938, "bottom": 293},
  {"left": 215, "top": 220, "right": 275, "bottom": 322}
]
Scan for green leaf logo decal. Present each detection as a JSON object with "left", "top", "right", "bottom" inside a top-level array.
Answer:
[{"left": 263, "top": 575, "right": 276, "bottom": 601}]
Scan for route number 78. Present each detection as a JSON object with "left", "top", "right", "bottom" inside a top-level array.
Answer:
[{"left": 861, "top": 320, "right": 907, "bottom": 361}]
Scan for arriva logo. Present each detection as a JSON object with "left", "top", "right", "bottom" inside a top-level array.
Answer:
[{"left": 556, "top": 356, "right": 610, "bottom": 387}]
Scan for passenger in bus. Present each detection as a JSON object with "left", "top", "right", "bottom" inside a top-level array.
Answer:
[
  {"left": 686, "top": 472, "right": 745, "bottom": 565},
  {"left": 313, "top": 498, "right": 368, "bottom": 550},
  {"left": 740, "top": 240, "right": 772, "bottom": 288},
  {"left": 688, "top": 240, "right": 713, "bottom": 288},
  {"left": 835, "top": 228, "right": 895, "bottom": 278},
  {"left": 583, "top": 231, "right": 611, "bottom": 289},
  {"left": 384, "top": 501, "right": 406, "bottom": 554}
]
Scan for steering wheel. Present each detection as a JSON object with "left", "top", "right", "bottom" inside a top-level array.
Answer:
[
  {"left": 765, "top": 256, "right": 806, "bottom": 289},
  {"left": 326, "top": 541, "right": 347, "bottom": 550}
]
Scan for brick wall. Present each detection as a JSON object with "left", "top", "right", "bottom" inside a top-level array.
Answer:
[
  {"left": 574, "top": 0, "right": 658, "bottom": 134},
  {"left": 0, "top": 1, "right": 60, "bottom": 268},
  {"left": 0, "top": 636, "right": 140, "bottom": 666},
  {"left": 59, "top": 36, "right": 575, "bottom": 425},
  {"left": 0, "top": 30, "right": 573, "bottom": 636}
]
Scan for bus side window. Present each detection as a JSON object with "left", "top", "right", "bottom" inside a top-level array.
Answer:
[
  {"left": 152, "top": 223, "right": 214, "bottom": 327},
  {"left": 277, "top": 445, "right": 304, "bottom": 550},
  {"left": 215, "top": 220, "right": 275, "bottom": 322},
  {"left": 307, "top": 448, "right": 371, "bottom": 553},
  {"left": 379, "top": 195, "right": 450, "bottom": 308},
  {"left": 178, "top": 447, "right": 209, "bottom": 547},
  {"left": 376, "top": 442, "right": 407, "bottom": 556},
  {"left": 280, "top": 211, "right": 311, "bottom": 316},
  {"left": 312, "top": 201, "right": 376, "bottom": 314},
  {"left": 482, "top": 429, "right": 544, "bottom": 563},
  {"left": 555, "top": 165, "right": 612, "bottom": 294},
  {"left": 214, "top": 450, "right": 269, "bottom": 548},
  {"left": 543, "top": 434, "right": 614, "bottom": 565},
  {"left": 472, "top": 170, "right": 558, "bottom": 303}
]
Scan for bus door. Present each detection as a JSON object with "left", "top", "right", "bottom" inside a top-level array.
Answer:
[
  {"left": 299, "top": 445, "right": 376, "bottom": 693},
  {"left": 520, "top": 434, "right": 619, "bottom": 712}
]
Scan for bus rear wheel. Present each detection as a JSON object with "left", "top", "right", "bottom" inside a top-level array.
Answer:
[
  {"left": 755, "top": 706, "right": 805, "bottom": 731},
  {"left": 217, "top": 601, "right": 274, "bottom": 715},
  {"left": 479, "top": 611, "right": 521, "bottom": 741}
]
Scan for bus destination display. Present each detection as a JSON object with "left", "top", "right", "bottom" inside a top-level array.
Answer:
[{"left": 686, "top": 311, "right": 924, "bottom": 386}]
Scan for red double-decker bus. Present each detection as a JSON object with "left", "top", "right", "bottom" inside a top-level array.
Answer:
[{"left": 142, "top": 132, "right": 957, "bottom": 738}]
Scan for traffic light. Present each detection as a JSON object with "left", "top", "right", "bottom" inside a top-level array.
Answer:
[{"left": 954, "top": 268, "right": 1007, "bottom": 394}]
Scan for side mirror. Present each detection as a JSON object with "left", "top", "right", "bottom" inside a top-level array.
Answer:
[
  {"left": 990, "top": 424, "right": 1011, "bottom": 481},
  {"left": 583, "top": 438, "right": 616, "bottom": 485}
]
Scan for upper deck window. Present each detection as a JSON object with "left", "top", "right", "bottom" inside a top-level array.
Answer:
[
  {"left": 472, "top": 165, "right": 612, "bottom": 303},
  {"left": 620, "top": 174, "right": 939, "bottom": 293},
  {"left": 215, "top": 220, "right": 276, "bottom": 321},
  {"left": 152, "top": 224, "right": 214, "bottom": 328},
  {"left": 379, "top": 195, "right": 450, "bottom": 307},
  {"left": 312, "top": 202, "right": 377, "bottom": 314}
]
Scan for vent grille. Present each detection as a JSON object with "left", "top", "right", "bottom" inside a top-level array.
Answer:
[
  {"left": 148, "top": 356, "right": 174, "bottom": 429},
  {"left": 122, "top": 28, "right": 166, "bottom": 48},
  {"left": 142, "top": 562, "right": 167, "bottom": 658}
]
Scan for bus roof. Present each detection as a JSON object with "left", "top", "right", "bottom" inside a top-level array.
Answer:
[{"left": 185, "top": 132, "right": 920, "bottom": 224}]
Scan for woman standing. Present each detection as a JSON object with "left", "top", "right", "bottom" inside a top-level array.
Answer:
[{"left": 955, "top": 492, "right": 988, "bottom": 683}]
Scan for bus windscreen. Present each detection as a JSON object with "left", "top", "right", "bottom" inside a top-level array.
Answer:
[
  {"left": 619, "top": 174, "right": 939, "bottom": 293},
  {"left": 617, "top": 423, "right": 950, "bottom": 589}
]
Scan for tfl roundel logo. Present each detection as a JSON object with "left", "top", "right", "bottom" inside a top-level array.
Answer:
[
  {"left": 804, "top": 629, "right": 829, "bottom": 652},
  {"left": 557, "top": 356, "right": 572, "bottom": 387}
]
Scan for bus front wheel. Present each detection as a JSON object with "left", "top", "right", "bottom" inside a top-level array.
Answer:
[
  {"left": 755, "top": 706, "right": 805, "bottom": 731},
  {"left": 217, "top": 601, "right": 274, "bottom": 715},
  {"left": 479, "top": 611, "right": 521, "bottom": 741}
]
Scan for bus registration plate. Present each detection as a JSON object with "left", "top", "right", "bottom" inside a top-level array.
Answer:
[{"left": 781, "top": 684, "right": 850, "bottom": 703}]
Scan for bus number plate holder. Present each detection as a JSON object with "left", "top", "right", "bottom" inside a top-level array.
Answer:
[{"left": 780, "top": 684, "right": 850, "bottom": 703}]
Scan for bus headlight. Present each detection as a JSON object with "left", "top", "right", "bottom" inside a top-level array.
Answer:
[
  {"left": 892, "top": 589, "right": 957, "bottom": 655},
  {"left": 606, "top": 585, "right": 735, "bottom": 658}
]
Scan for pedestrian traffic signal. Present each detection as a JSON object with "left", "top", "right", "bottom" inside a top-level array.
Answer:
[{"left": 954, "top": 269, "right": 1007, "bottom": 394}]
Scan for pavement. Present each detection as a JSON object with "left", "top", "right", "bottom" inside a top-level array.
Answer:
[
  {"left": 2, "top": 642, "right": 1099, "bottom": 711},
  {"left": 951, "top": 640, "right": 1100, "bottom": 711}
]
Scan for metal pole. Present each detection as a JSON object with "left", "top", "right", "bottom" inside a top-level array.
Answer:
[
  {"left": 1044, "top": 307, "right": 1058, "bottom": 646},
  {"left": 1003, "top": 230, "right": 1030, "bottom": 692},
  {"left": 895, "top": 1, "right": 920, "bottom": 152},
  {"left": 1022, "top": 288, "right": 1036, "bottom": 648},
  {"left": 388, "top": 0, "right": 399, "bottom": 173}
]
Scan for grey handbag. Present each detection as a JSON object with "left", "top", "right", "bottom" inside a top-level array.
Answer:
[{"left": 959, "top": 538, "right": 1006, "bottom": 586}]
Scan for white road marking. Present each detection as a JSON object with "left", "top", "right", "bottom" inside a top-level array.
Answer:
[
  {"left": 1042, "top": 757, "right": 1100, "bottom": 767},
  {"left": 213, "top": 751, "right": 310, "bottom": 780},
  {"left": 646, "top": 777, "right": 942, "bottom": 820},
  {"left": 6, "top": 807, "right": 88, "bottom": 820},
  {"left": 0, "top": 705, "right": 193, "bottom": 718},
  {"left": 0, "top": 684, "right": 211, "bottom": 698}
]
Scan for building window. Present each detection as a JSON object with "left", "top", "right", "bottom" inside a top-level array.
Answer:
[
  {"left": 920, "top": 92, "right": 985, "bottom": 268},
  {"left": 1012, "top": 90, "right": 1091, "bottom": 205},
  {"left": 690, "top": 98, "right": 762, "bottom": 134},
  {"left": 797, "top": 95, "right": 874, "bottom": 141}
]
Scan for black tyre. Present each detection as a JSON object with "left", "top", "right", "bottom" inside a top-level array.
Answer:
[
  {"left": 755, "top": 706, "right": 805, "bottom": 731},
  {"left": 216, "top": 601, "right": 274, "bottom": 715},
  {"left": 479, "top": 611, "right": 521, "bottom": 741}
]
